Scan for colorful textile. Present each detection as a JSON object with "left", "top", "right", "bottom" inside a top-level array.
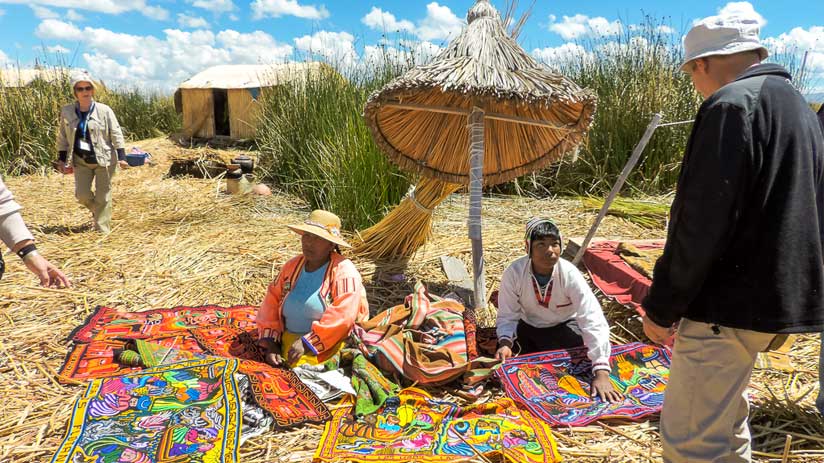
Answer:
[
  {"left": 350, "top": 351, "right": 400, "bottom": 417},
  {"left": 582, "top": 240, "right": 665, "bottom": 314},
  {"left": 71, "top": 304, "right": 257, "bottom": 343},
  {"left": 282, "top": 330, "right": 343, "bottom": 368},
  {"left": 315, "top": 387, "right": 561, "bottom": 463},
  {"left": 58, "top": 335, "right": 205, "bottom": 383},
  {"left": 191, "top": 326, "right": 332, "bottom": 428},
  {"left": 498, "top": 342, "right": 671, "bottom": 427},
  {"left": 51, "top": 357, "right": 242, "bottom": 463},
  {"left": 357, "top": 283, "right": 482, "bottom": 386}
]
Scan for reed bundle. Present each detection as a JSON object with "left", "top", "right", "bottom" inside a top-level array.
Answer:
[
  {"left": 353, "top": 177, "right": 462, "bottom": 259},
  {"left": 581, "top": 195, "right": 670, "bottom": 229}
]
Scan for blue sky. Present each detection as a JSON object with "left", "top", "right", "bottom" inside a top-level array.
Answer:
[{"left": 0, "top": 0, "right": 822, "bottom": 94}]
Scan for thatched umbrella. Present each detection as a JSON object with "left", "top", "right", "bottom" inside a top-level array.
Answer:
[{"left": 358, "top": 0, "right": 596, "bottom": 310}]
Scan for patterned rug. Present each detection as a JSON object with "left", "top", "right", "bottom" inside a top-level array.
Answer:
[
  {"left": 70, "top": 304, "right": 258, "bottom": 343},
  {"left": 191, "top": 325, "right": 332, "bottom": 428},
  {"left": 61, "top": 305, "right": 331, "bottom": 429},
  {"left": 58, "top": 335, "right": 206, "bottom": 383},
  {"left": 51, "top": 357, "right": 242, "bottom": 463},
  {"left": 497, "top": 343, "right": 671, "bottom": 427},
  {"left": 315, "top": 387, "right": 561, "bottom": 463}
]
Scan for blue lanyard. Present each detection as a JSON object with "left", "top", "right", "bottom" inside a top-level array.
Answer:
[{"left": 75, "top": 102, "right": 95, "bottom": 139}]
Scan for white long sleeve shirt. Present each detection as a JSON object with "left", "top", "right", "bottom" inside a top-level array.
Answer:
[
  {"left": 496, "top": 256, "right": 611, "bottom": 372},
  {"left": 0, "top": 176, "right": 34, "bottom": 250}
]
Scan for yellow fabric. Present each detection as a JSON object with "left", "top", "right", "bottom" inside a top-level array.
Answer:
[{"left": 281, "top": 331, "right": 343, "bottom": 367}]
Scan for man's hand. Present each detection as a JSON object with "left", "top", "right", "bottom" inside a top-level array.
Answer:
[
  {"left": 58, "top": 163, "right": 73, "bottom": 175},
  {"left": 495, "top": 345, "right": 513, "bottom": 362},
  {"left": 23, "top": 253, "right": 71, "bottom": 288},
  {"left": 287, "top": 337, "right": 306, "bottom": 365},
  {"left": 118, "top": 160, "right": 130, "bottom": 170},
  {"left": 591, "top": 370, "right": 623, "bottom": 403},
  {"left": 643, "top": 315, "right": 676, "bottom": 346}
]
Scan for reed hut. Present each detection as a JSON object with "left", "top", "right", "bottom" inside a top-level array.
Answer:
[
  {"left": 175, "top": 62, "right": 332, "bottom": 140},
  {"left": 356, "top": 0, "right": 597, "bottom": 311},
  {"left": 0, "top": 68, "right": 69, "bottom": 87}
]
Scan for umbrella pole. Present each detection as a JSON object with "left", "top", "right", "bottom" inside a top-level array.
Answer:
[
  {"left": 571, "top": 113, "right": 663, "bottom": 266},
  {"left": 468, "top": 107, "right": 487, "bottom": 311}
]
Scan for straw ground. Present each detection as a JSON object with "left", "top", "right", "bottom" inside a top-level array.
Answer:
[{"left": 0, "top": 137, "right": 821, "bottom": 462}]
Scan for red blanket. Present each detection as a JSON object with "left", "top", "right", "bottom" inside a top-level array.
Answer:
[{"left": 582, "top": 240, "right": 665, "bottom": 314}]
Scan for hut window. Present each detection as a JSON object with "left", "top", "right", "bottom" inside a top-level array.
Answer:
[{"left": 213, "top": 89, "right": 230, "bottom": 136}]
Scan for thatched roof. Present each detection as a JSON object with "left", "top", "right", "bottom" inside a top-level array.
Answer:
[
  {"left": 363, "top": 0, "right": 597, "bottom": 186},
  {"left": 178, "top": 62, "right": 331, "bottom": 90},
  {"left": 0, "top": 68, "right": 67, "bottom": 87}
]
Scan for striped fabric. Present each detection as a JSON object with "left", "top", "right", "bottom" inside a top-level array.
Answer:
[{"left": 356, "top": 283, "right": 494, "bottom": 386}]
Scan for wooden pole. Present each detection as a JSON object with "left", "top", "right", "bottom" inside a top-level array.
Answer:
[
  {"left": 572, "top": 113, "right": 663, "bottom": 266},
  {"left": 468, "top": 107, "right": 487, "bottom": 311}
]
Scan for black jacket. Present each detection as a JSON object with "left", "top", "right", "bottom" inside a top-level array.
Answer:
[
  {"left": 818, "top": 104, "right": 824, "bottom": 131},
  {"left": 643, "top": 64, "right": 824, "bottom": 333}
]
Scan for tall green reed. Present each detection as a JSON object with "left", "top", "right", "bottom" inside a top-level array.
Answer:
[{"left": 255, "top": 57, "right": 413, "bottom": 231}]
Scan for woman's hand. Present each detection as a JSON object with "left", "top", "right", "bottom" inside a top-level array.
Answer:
[
  {"left": 23, "top": 253, "right": 71, "bottom": 288},
  {"left": 257, "top": 338, "right": 285, "bottom": 367},
  {"left": 118, "top": 160, "right": 130, "bottom": 170},
  {"left": 591, "top": 370, "right": 623, "bottom": 403},
  {"left": 287, "top": 337, "right": 306, "bottom": 365}
]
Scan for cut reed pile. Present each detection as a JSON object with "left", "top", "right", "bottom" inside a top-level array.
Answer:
[{"left": 0, "top": 137, "right": 821, "bottom": 462}]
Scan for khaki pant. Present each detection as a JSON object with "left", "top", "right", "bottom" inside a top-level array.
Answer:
[
  {"left": 661, "top": 318, "right": 776, "bottom": 463},
  {"left": 73, "top": 157, "right": 116, "bottom": 234}
]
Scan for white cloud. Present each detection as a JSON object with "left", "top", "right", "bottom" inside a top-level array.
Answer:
[
  {"left": 65, "top": 9, "right": 82, "bottom": 21},
  {"left": 36, "top": 18, "right": 82, "bottom": 41},
  {"left": 0, "top": 0, "right": 169, "bottom": 20},
  {"left": 656, "top": 25, "right": 674, "bottom": 34},
  {"left": 763, "top": 26, "right": 824, "bottom": 90},
  {"left": 294, "top": 30, "right": 357, "bottom": 66},
  {"left": 46, "top": 44, "right": 69, "bottom": 53},
  {"left": 34, "top": 19, "right": 294, "bottom": 92},
  {"left": 0, "top": 8, "right": 5, "bottom": 17},
  {"left": 251, "top": 0, "right": 329, "bottom": 20},
  {"left": 177, "top": 13, "right": 209, "bottom": 29},
  {"left": 532, "top": 42, "right": 591, "bottom": 64},
  {"left": 0, "top": 49, "right": 9, "bottom": 67},
  {"left": 189, "top": 0, "right": 234, "bottom": 14},
  {"left": 718, "top": 2, "right": 766, "bottom": 28},
  {"left": 416, "top": 2, "right": 463, "bottom": 41},
  {"left": 548, "top": 14, "right": 622, "bottom": 40},
  {"left": 362, "top": 7, "right": 414, "bottom": 33},
  {"left": 363, "top": 39, "right": 442, "bottom": 67},
  {"left": 31, "top": 5, "right": 59, "bottom": 19}
]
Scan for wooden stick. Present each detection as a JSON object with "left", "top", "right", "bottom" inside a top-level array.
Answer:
[
  {"left": 782, "top": 434, "right": 793, "bottom": 463},
  {"left": 572, "top": 113, "right": 663, "bottom": 266}
]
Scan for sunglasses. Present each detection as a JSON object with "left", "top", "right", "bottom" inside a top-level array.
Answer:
[{"left": 74, "top": 85, "right": 94, "bottom": 92}]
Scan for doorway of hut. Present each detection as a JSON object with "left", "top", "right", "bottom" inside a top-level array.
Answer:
[{"left": 212, "top": 89, "right": 230, "bottom": 136}]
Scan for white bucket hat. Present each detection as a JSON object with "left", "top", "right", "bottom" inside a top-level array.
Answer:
[
  {"left": 69, "top": 69, "right": 97, "bottom": 91},
  {"left": 681, "top": 15, "right": 768, "bottom": 70}
]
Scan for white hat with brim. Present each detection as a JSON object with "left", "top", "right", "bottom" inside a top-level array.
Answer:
[
  {"left": 287, "top": 209, "right": 351, "bottom": 248},
  {"left": 681, "top": 15, "right": 768, "bottom": 71},
  {"left": 70, "top": 70, "right": 97, "bottom": 91}
]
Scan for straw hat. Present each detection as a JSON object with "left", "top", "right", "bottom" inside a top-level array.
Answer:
[
  {"left": 287, "top": 210, "right": 350, "bottom": 248},
  {"left": 681, "top": 15, "right": 768, "bottom": 70}
]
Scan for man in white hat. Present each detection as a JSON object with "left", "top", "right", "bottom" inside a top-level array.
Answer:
[{"left": 641, "top": 13, "right": 824, "bottom": 463}]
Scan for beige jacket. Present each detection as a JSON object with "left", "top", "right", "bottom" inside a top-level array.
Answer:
[
  {"left": 0, "top": 176, "right": 34, "bottom": 249},
  {"left": 57, "top": 102, "right": 126, "bottom": 167}
]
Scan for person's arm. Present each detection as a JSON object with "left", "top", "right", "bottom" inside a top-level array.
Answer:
[
  {"left": 106, "top": 108, "right": 128, "bottom": 165},
  {"left": 495, "top": 266, "right": 523, "bottom": 360},
  {"left": 566, "top": 265, "right": 611, "bottom": 372},
  {"left": 56, "top": 109, "right": 69, "bottom": 155},
  {"left": 643, "top": 103, "right": 751, "bottom": 327},
  {"left": 0, "top": 177, "right": 70, "bottom": 287},
  {"left": 302, "top": 261, "right": 363, "bottom": 357}
]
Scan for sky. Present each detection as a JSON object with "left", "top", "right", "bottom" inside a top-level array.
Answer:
[{"left": 0, "top": 0, "right": 822, "bottom": 95}]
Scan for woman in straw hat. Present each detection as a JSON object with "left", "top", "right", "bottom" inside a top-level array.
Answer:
[
  {"left": 257, "top": 210, "right": 369, "bottom": 367},
  {"left": 56, "top": 70, "right": 128, "bottom": 234}
]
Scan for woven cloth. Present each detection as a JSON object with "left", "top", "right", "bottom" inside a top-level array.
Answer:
[
  {"left": 51, "top": 357, "right": 242, "bottom": 463},
  {"left": 315, "top": 387, "right": 561, "bottom": 463},
  {"left": 497, "top": 342, "right": 671, "bottom": 427}
]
